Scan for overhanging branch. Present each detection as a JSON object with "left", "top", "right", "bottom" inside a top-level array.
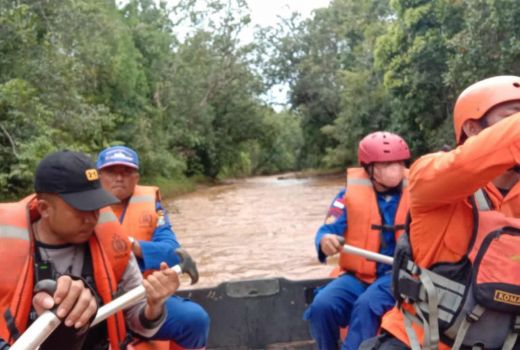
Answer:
[{"left": 0, "top": 123, "right": 19, "bottom": 158}]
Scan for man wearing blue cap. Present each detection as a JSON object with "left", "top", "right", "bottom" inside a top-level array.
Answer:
[{"left": 97, "top": 145, "right": 209, "bottom": 350}]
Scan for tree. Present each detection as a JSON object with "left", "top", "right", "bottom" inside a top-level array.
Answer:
[
  {"left": 321, "top": 0, "right": 392, "bottom": 166},
  {"left": 260, "top": 0, "right": 392, "bottom": 167},
  {"left": 446, "top": 0, "right": 520, "bottom": 95},
  {"left": 375, "top": 0, "right": 464, "bottom": 154}
]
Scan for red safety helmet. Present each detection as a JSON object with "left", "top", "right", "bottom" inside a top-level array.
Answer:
[
  {"left": 454, "top": 75, "right": 520, "bottom": 144},
  {"left": 358, "top": 131, "right": 411, "bottom": 165}
]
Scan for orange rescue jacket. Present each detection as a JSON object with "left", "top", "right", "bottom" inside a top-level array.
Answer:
[
  {"left": 0, "top": 196, "right": 131, "bottom": 349},
  {"left": 111, "top": 185, "right": 160, "bottom": 242},
  {"left": 339, "top": 167, "right": 409, "bottom": 283},
  {"left": 381, "top": 113, "right": 520, "bottom": 349}
]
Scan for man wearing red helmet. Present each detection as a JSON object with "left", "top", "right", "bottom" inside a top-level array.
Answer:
[
  {"left": 304, "top": 131, "right": 411, "bottom": 350},
  {"left": 359, "top": 77, "right": 520, "bottom": 350}
]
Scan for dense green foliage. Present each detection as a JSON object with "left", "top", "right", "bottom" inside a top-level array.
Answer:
[
  {"left": 1, "top": 0, "right": 520, "bottom": 198},
  {"left": 0, "top": 0, "right": 302, "bottom": 197},
  {"left": 263, "top": 0, "right": 520, "bottom": 166}
]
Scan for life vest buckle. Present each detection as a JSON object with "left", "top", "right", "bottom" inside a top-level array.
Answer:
[
  {"left": 466, "top": 309, "right": 483, "bottom": 323},
  {"left": 397, "top": 275, "right": 421, "bottom": 302},
  {"left": 512, "top": 317, "right": 520, "bottom": 333}
]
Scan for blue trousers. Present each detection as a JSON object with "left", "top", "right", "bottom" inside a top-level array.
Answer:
[
  {"left": 150, "top": 295, "right": 210, "bottom": 349},
  {"left": 304, "top": 273, "right": 395, "bottom": 350}
]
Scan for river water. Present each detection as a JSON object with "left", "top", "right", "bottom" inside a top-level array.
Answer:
[{"left": 164, "top": 173, "right": 345, "bottom": 289}]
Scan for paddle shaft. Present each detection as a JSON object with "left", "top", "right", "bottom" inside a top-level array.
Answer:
[
  {"left": 342, "top": 244, "right": 394, "bottom": 265},
  {"left": 92, "top": 264, "right": 182, "bottom": 326},
  {"left": 9, "top": 311, "right": 62, "bottom": 350},
  {"left": 10, "top": 264, "right": 183, "bottom": 350}
]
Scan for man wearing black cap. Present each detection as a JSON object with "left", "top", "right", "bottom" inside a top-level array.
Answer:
[{"left": 0, "top": 150, "right": 180, "bottom": 349}]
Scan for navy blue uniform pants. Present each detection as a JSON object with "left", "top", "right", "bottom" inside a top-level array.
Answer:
[
  {"left": 150, "top": 295, "right": 210, "bottom": 349},
  {"left": 304, "top": 273, "right": 395, "bottom": 350}
]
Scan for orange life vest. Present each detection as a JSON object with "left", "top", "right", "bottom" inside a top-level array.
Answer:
[
  {"left": 110, "top": 186, "right": 193, "bottom": 350},
  {"left": 0, "top": 195, "right": 131, "bottom": 349},
  {"left": 387, "top": 189, "right": 520, "bottom": 349},
  {"left": 112, "top": 185, "right": 160, "bottom": 242},
  {"left": 339, "top": 167, "right": 409, "bottom": 283}
]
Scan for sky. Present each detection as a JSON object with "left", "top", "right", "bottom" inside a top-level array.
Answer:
[
  {"left": 122, "top": 0, "right": 332, "bottom": 38},
  {"left": 247, "top": 0, "right": 331, "bottom": 28},
  {"left": 166, "top": 0, "right": 331, "bottom": 42},
  {"left": 245, "top": 0, "right": 331, "bottom": 107},
  {"left": 159, "top": 0, "right": 332, "bottom": 108}
]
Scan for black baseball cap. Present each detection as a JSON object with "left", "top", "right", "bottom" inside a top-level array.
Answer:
[{"left": 34, "top": 151, "right": 120, "bottom": 211}]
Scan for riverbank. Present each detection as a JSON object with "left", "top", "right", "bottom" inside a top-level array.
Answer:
[
  {"left": 275, "top": 168, "right": 343, "bottom": 180},
  {"left": 147, "top": 168, "right": 344, "bottom": 200},
  {"left": 0, "top": 168, "right": 343, "bottom": 202}
]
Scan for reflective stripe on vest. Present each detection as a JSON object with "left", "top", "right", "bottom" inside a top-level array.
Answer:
[
  {"left": 346, "top": 177, "right": 411, "bottom": 187},
  {"left": 129, "top": 194, "right": 156, "bottom": 204},
  {"left": 0, "top": 226, "right": 29, "bottom": 240},
  {"left": 112, "top": 185, "right": 159, "bottom": 242},
  {"left": 339, "top": 167, "right": 409, "bottom": 283},
  {"left": 474, "top": 188, "right": 492, "bottom": 211},
  {"left": 0, "top": 200, "right": 32, "bottom": 344},
  {"left": 97, "top": 209, "right": 118, "bottom": 225}
]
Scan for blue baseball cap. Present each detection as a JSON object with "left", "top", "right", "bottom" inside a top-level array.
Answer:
[{"left": 96, "top": 146, "right": 139, "bottom": 170}]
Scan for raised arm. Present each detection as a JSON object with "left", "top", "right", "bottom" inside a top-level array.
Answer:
[
  {"left": 410, "top": 113, "right": 520, "bottom": 209},
  {"left": 136, "top": 201, "right": 181, "bottom": 270}
]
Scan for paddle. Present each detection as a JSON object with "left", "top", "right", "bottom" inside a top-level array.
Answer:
[
  {"left": 337, "top": 236, "right": 394, "bottom": 265},
  {"left": 10, "top": 249, "right": 198, "bottom": 350}
]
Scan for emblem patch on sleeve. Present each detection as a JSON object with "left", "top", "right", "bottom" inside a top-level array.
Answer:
[
  {"left": 332, "top": 200, "right": 345, "bottom": 209},
  {"left": 325, "top": 214, "right": 338, "bottom": 225},
  {"left": 324, "top": 197, "right": 344, "bottom": 225},
  {"left": 156, "top": 209, "right": 166, "bottom": 226}
]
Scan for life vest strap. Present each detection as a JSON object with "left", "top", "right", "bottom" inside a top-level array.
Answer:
[
  {"left": 402, "top": 309, "right": 423, "bottom": 350},
  {"left": 451, "top": 305, "right": 485, "bottom": 350},
  {"left": 3, "top": 308, "right": 20, "bottom": 342},
  {"left": 394, "top": 189, "right": 520, "bottom": 350},
  {"left": 118, "top": 332, "right": 134, "bottom": 350},
  {"left": 396, "top": 257, "right": 471, "bottom": 350},
  {"left": 502, "top": 316, "right": 520, "bottom": 350},
  {"left": 452, "top": 312, "right": 520, "bottom": 350},
  {"left": 371, "top": 224, "right": 405, "bottom": 232}
]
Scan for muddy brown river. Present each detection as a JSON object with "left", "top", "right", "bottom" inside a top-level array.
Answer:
[{"left": 164, "top": 173, "right": 345, "bottom": 289}]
